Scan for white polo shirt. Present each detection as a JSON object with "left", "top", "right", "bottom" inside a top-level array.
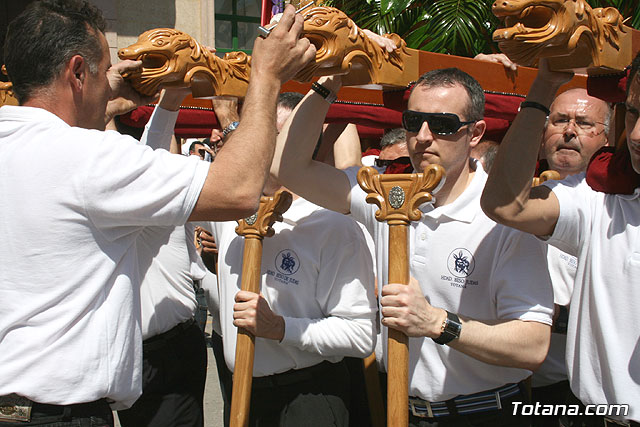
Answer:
[
  {"left": 136, "top": 107, "right": 208, "bottom": 340},
  {"left": 0, "top": 105, "right": 209, "bottom": 409},
  {"left": 345, "top": 160, "right": 554, "bottom": 401},
  {"left": 532, "top": 246, "right": 576, "bottom": 387},
  {"left": 544, "top": 173, "right": 640, "bottom": 421},
  {"left": 211, "top": 196, "right": 378, "bottom": 377}
]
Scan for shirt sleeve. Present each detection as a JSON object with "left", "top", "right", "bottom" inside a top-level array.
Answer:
[
  {"left": 493, "top": 228, "right": 554, "bottom": 325},
  {"left": 140, "top": 106, "right": 179, "bottom": 150},
  {"left": 344, "top": 166, "right": 378, "bottom": 236},
  {"left": 81, "top": 129, "right": 210, "bottom": 228},
  {"left": 280, "top": 218, "right": 378, "bottom": 358},
  {"left": 542, "top": 173, "right": 592, "bottom": 257}
]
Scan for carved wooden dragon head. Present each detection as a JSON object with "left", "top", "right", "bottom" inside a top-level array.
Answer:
[
  {"left": 118, "top": 28, "right": 250, "bottom": 97},
  {"left": 295, "top": 6, "right": 407, "bottom": 84},
  {"left": 492, "top": 0, "right": 626, "bottom": 67}
]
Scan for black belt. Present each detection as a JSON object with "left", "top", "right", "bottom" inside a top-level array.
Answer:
[
  {"left": 0, "top": 394, "right": 109, "bottom": 423},
  {"left": 251, "top": 360, "right": 343, "bottom": 389},
  {"left": 143, "top": 318, "right": 196, "bottom": 352},
  {"left": 409, "top": 382, "right": 525, "bottom": 418}
]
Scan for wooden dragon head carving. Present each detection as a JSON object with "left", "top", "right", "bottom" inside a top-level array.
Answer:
[
  {"left": 118, "top": 28, "right": 251, "bottom": 97},
  {"left": 118, "top": 6, "right": 417, "bottom": 97},
  {"left": 295, "top": 6, "right": 410, "bottom": 85},
  {"left": 492, "top": 0, "right": 631, "bottom": 73}
]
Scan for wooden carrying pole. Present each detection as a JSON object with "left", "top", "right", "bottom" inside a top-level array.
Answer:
[
  {"left": 357, "top": 166, "right": 444, "bottom": 427},
  {"left": 229, "top": 189, "right": 292, "bottom": 427}
]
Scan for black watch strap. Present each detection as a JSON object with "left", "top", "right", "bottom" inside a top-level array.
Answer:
[{"left": 433, "top": 311, "right": 462, "bottom": 345}]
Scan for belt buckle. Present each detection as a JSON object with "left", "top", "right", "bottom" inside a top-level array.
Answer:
[
  {"left": 409, "top": 397, "right": 434, "bottom": 418},
  {"left": 0, "top": 394, "right": 32, "bottom": 422}
]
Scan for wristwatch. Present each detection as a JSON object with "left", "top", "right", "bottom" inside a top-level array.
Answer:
[
  {"left": 222, "top": 121, "right": 239, "bottom": 137},
  {"left": 433, "top": 311, "right": 462, "bottom": 345}
]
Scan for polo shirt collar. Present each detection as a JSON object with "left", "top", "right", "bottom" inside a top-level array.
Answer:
[
  {"left": 421, "top": 158, "right": 485, "bottom": 224},
  {"left": 282, "top": 196, "right": 322, "bottom": 226},
  {"left": 0, "top": 105, "right": 69, "bottom": 127}
]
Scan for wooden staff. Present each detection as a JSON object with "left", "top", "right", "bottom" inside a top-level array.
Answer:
[
  {"left": 229, "top": 189, "right": 292, "bottom": 427},
  {"left": 357, "top": 165, "right": 445, "bottom": 427}
]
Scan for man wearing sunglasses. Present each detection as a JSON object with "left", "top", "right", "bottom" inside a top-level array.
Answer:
[
  {"left": 482, "top": 56, "right": 640, "bottom": 425},
  {"left": 272, "top": 68, "right": 553, "bottom": 426}
]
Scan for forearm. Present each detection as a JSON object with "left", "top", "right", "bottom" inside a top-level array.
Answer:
[
  {"left": 481, "top": 75, "right": 563, "bottom": 235},
  {"left": 271, "top": 83, "right": 352, "bottom": 213},
  {"left": 332, "top": 123, "right": 363, "bottom": 169},
  {"left": 281, "top": 315, "right": 375, "bottom": 358},
  {"left": 216, "top": 75, "right": 279, "bottom": 193},
  {"left": 448, "top": 318, "right": 551, "bottom": 371},
  {"left": 190, "top": 76, "right": 281, "bottom": 220}
]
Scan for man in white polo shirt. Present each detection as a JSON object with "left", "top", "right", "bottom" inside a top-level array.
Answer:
[
  {"left": 0, "top": 0, "right": 314, "bottom": 425},
  {"left": 206, "top": 92, "right": 378, "bottom": 427},
  {"left": 529, "top": 88, "right": 612, "bottom": 427},
  {"left": 482, "top": 56, "right": 640, "bottom": 425},
  {"left": 271, "top": 70, "right": 554, "bottom": 425}
]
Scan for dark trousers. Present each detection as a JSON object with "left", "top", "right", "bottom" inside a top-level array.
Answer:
[
  {"left": 210, "top": 331, "right": 233, "bottom": 426},
  {"left": 225, "top": 360, "right": 351, "bottom": 427},
  {"left": 531, "top": 380, "right": 571, "bottom": 427},
  {"left": 0, "top": 399, "right": 112, "bottom": 426},
  {"left": 117, "top": 320, "right": 207, "bottom": 427}
]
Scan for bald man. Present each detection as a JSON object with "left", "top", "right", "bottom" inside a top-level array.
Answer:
[
  {"left": 530, "top": 88, "right": 612, "bottom": 427},
  {"left": 541, "top": 88, "right": 611, "bottom": 179}
]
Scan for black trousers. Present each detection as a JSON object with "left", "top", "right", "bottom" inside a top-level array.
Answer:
[
  {"left": 117, "top": 320, "right": 207, "bottom": 427},
  {"left": 531, "top": 380, "right": 571, "bottom": 427},
  {"left": 225, "top": 360, "right": 351, "bottom": 427}
]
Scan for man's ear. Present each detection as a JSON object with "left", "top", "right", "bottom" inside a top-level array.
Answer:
[
  {"left": 67, "top": 55, "right": 86, "bottom": 91},
  {"left": 469, "top": 119, "right": 487, "bottom": 148}
]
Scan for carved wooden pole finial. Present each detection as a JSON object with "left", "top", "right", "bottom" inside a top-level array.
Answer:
[
  {"left": 532, "top": 170, "right": 561, "bottom": 187},
  {"left": 229, "top": 189, "right": 293, "bottom": 427},
  {"left": 357, "top": 165, "right": 445, "bottom": 427}
]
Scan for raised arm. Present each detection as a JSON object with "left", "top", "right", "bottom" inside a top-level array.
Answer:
[
  {"left": 189, "top": 5, "right": 316, "bottom": 221},
  {"left": 271, "top": 75, "right": 353, "bottom": 214},
  {"left": 480, "top": 60, "right": 573, "bottom": 236}
]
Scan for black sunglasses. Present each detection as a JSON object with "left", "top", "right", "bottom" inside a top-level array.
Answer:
[
  {"left": 374, "top": 156, "right": 412, "bottom": 168},
  {"left": 402, "top": 110, "right": 475, "bottom": 135}
]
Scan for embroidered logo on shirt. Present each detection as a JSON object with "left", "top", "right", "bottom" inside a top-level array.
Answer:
[
  {"left": 447, "top": 248, "right": 475, "bottom": 278},
  {"left": 275, "top": 249, "right": 300, "bottom": 275}
]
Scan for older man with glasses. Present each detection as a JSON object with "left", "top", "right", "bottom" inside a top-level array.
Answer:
[
  {"left": 270, "top": 68, "right": 554, "bottom": 426},
  {"left": 541, "top": 88, "right": 612, "bottom": 179}
]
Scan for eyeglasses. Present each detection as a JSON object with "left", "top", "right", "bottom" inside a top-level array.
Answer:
[
  {"left": 402, "top": 110, "right": 475, "bottom": 135},
  {"left": 547, "top": 115, "right": 606, "bottom": 136}
]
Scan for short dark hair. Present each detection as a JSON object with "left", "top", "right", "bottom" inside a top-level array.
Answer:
[
  {"left": 411, "top": 68, "right": 485, "bottom": 122},
  {"left": 277, "top": 92, "right": 304, "bottom": 111},
  {"left": 628, "top": 51, "right": 640, "bottom": 93},
  {"left": 189, "top": 141, "right": 204, "bottom": 153},
  {"left": 3, "top": 0, "right": 106, "bottom": 104},
  {"left": 380, "top": 128, "right": 406, "bottom": 149}
]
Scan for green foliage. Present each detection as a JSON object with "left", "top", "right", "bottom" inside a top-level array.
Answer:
[
  {"left": 324, "top": 0, "right": 500, "bottom": 56},
  {"left": 324, "top": 0, "right": 640, "bottom": 58}
]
